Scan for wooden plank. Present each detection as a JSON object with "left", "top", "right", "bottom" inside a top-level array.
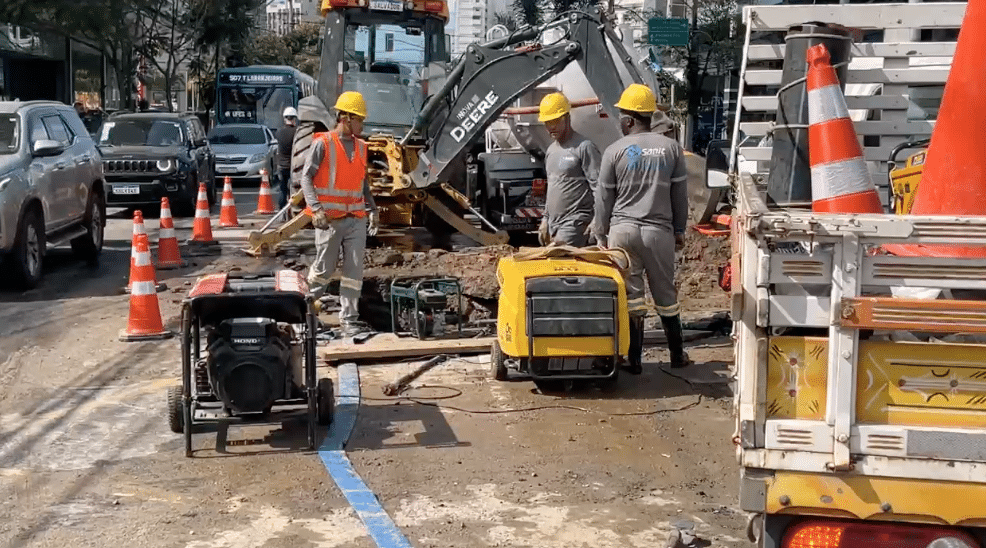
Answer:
[
  {"left": 740, "top": 120, "right": 934, "bottom": 137},
  {"left": 318, "top": 330, "right": 716, "bottom": 362},
  {"left": 741, "top": 95, "right": 909, "bottom": 112},
  {"left": 745, "top": 67, "right": 950, "bottom": 87},
  {"left": 748, "top": 42, "right": 958, "bottom": 62},
  {"left": 744, "top": 3, "right": 966, "bottom": 31},
  {"left": 320, "top": 333, "right": 495, "bottom": 362},
  {"left": 841, "top": 297, "right": 986, "bottom": 333}
]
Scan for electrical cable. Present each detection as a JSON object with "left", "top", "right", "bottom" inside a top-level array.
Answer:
[{"left": 359, "top": 383, "right": 703, "bottom": 416}]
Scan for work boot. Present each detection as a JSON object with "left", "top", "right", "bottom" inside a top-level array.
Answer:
[
  {"left": 660, "top": 313, "right": 692, "bottom": 369},
  {"left": 623, "top": 315, "right": 645, "bottom": 375}
]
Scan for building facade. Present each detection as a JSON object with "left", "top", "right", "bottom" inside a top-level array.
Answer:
[{"left": 267, "top": 0, "right": 322, "bottom": 36}]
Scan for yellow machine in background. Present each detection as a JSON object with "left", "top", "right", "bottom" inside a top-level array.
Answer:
[
  {"left": 888, "top": 141, "right": 930, "bottom": 215},
  {"left": 491, "top": 248, "right": 630, "bottom": 391}
]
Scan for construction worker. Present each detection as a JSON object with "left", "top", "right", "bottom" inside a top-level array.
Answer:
[
  {"left": 592, "top": 84, "right": 691, "bottom": 374},
  {"left": 300, "top": 91, "right": 380, "bottom": 337},
  {"left": 537, "top": 92, "right": 601, "bottom": 247},
  {"left": 276, "top": 106, "right": 299, "bottom": 210}
]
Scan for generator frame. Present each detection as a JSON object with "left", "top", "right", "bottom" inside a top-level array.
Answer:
[
  {"left": 389, "top": 276, "right": 464, "bottom": 339},
  {"left": 176, "top": 272, "right": 324, "bottom": 457}
]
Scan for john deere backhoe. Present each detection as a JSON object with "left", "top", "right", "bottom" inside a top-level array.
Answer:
[{"left": 246, "top": 0, "right": 659, "bottom": 255}]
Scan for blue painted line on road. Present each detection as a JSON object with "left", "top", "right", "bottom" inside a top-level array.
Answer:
[{"left": 318, "top": 362, "right": 414, "bottom": 548}]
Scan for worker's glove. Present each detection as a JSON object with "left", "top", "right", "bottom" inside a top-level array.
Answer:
[
  {"left": 367, "top": 211, "right": 380, "bottom": 237},
  {"left": 311, "top": 209, "right": 331, "bottom": 230},
  {"left": 675, "top": 232, "right": 685, "bottom": 253},
  {"left": 538, "top": 219, "right": 550, "bottom": 246}
]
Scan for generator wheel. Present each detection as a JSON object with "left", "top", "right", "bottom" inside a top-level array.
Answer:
[
  {"left": 167, "top": 385, "right": 183, "bottom": 434},
  {"left": 317, "top": 378, "right": 334, "bottom": 426},
  {"left": 490, "top": 340, "right": 508, "bottom": 381}
]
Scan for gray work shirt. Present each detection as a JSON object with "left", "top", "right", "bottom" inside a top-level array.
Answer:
[
  {"left": 300, "top": 131, "right": 377, "bottom": 213},
  {"left": 544, "top": 132, "right": 601, "bottom": 227},
  {"left": 594, "top": 132, "right": 688, "bottom": 235}
]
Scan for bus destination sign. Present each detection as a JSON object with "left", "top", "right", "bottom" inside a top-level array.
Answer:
[{"left": 219, "top": 73, "right": 291, "bottom": 84}]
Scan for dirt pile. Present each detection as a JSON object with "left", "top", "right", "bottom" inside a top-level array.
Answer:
[
  {"left": 364, "top": 245, "right": 514, "bottom": 300},
  {"left": 676, "top": 230, "right": 731, "bottom": 315}
]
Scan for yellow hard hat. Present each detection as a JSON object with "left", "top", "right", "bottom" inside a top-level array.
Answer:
[
  {"left": 614, "top": 84, "right": 657, "bottom": 114},
  {"left": 538, "top": 92, "right": 571, "bottom": 122},
  {"left": 334, "top": 91, "right": 367, "bottom": 118}
]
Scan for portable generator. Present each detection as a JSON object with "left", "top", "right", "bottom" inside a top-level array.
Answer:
[
  {"left": 491, "top": 252, "right": 630, "bottom": 390},
  {"left": 390, "top": 277, "right": 463, "bottom": 339},
  {"left": 169, "top": 270, "right": 331, "bottom": 456}
]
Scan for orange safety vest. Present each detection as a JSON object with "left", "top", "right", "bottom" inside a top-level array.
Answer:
[{"left": 304, "top": 131, "right": 368, "bottom": 218}]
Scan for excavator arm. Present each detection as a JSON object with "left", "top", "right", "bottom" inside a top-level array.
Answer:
[{"left": 404, "top": 6, "right": 649, "bottom": 188}]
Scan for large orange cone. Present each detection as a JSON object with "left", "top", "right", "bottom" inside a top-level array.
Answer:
[
  {"left": 156, "top": 197, "right": 184, "bottom": 269},
  {"left": 219, "top": 177, "right": 240, "bottom": 227},
  {"left": 807, "top": 44, "right": 883, "bottom": 215},
  {"left": 190, "top": 182, "right": 215, "bottom": 242},
  {"left": 120, "top": 233, "right": 173, "bottom": 341},
  {"left": 885, "top": 0, "right": 986, "bottom": 258},
  {"left": 255, "top": 170, "right": 277, "bottom": 214}
]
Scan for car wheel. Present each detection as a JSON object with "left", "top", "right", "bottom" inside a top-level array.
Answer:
[
  {"left": 71, "top": 188, "right": 105, "bottom": 264},
  {"left": 8, "top": 207, "right": 45, "bottom": 289}
]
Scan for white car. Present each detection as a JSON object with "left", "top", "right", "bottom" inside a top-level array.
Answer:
[{"left": 208, "top": 124, "right": 277, "bottom": 185}]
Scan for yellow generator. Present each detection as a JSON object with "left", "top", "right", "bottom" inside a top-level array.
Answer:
[
  {"left": 888, "top": 140, "right": 930, "bottom": 215},
  {"left": 491, "top": 250, "right": 630, "bottom": 390}
]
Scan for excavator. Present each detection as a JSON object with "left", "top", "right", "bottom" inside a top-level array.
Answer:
[{"left": 246, "top": 0, "right": 662, "bottom": 255}]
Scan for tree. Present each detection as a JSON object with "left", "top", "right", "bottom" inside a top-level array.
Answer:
[
  {"left": 490, "top": 10, "right": 519, "bottom": 32},
  {"left": 630, "top": 0, "right": 740, "bottom": 151},
  {"left": 244, "top": 22, "right": 320, "bottom": 76},
  {"left": 134, "top": 0, "right": 200, "bottom": 111},
  {"left": 185, "top": 0, "right": 262, "bottom": 111}
]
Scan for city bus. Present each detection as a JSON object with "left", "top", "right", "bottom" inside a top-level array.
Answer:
[{"left": 214, "top": 65, "right": 316, "bottom": 131}]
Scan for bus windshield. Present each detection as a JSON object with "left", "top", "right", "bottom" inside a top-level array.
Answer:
[{"left": 217, "top": 86, "right": 295, "bottom": 130}]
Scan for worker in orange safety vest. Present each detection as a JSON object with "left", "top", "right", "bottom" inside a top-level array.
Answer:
[{"left": 300, "top": 91, "right": 379, "bottom": 337}]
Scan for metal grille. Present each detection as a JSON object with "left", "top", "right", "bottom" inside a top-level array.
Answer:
[
  {"left": 103, "top": 159, "right": 158, "bottom": 173},
  {"left": 215, "top": 156, "right": 248, "bottom": 164}
]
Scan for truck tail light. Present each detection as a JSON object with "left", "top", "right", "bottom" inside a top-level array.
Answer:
[{"left": 783, "top": 521, "right": 979, "bottom": 548}]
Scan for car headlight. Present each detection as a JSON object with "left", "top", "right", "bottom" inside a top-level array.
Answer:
[
  {"left": 249, "top": 152, "right": 266, "bottom": 163},
  {"left": 156, "top": 159, "right": 174, "bottom": 172}
]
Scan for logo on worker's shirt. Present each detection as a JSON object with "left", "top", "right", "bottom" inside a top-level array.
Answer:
[
  {"left": 626, "top": 144, "right": 664, "bottom": 170},
  {"left": 558, "top": 155, "right": 578, "bottom": 169}
]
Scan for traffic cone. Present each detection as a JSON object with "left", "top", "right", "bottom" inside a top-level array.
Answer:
[
  {"left": 190, "top": 182, "right": 215, "bottom": 242},
  {"left": 884, "top": 0, "right": 986, "bottom": 258},
  {"left": 807, "top": 43, "right": 883, "bottom": 215},
  {"left": 127, "top": 210, "right": 147, "bottom": 292},
  {"left": 120, "top": 233, "right": 172, "bottom": 341},
  {"left": 255, "top": 170, "right": 277, "bottom": 215},
  {"left": 219, "top": 177, "right": 240, "bottom": 228},
  {"left": 156, "top": 197, "right": 184, "bottom": 269}
]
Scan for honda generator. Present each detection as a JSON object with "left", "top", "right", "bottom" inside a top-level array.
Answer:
[
  {"left": 491, "top": 250, "right": 630, "bottom": 391},
  {"left": 169, "top": 270, "right": 331, "bottom": 456}
]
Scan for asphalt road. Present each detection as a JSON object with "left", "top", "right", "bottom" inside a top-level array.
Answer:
[{"left": 0, "top": 187, "right": 744, "bottom": 548}]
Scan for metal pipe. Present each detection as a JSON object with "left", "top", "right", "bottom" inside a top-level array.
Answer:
[{"left": 502, "top": 97, "right": 600, "bottom": 116}]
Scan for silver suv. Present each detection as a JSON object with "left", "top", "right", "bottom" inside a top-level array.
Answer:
[{"left": 0, "top": 101, "right": 105, "bottom": 289}]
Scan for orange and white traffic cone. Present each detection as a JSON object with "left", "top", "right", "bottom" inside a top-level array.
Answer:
[
  {"left": 884, "top": 0, "right": 986, "bottom": 258},
  {"left": 807, "top": 44, "right": 883, "bottom": 215},
  {"left": 255, "top": 170, "right": 277, "bottom": 215},
  {"left": 189, "top": 182, "right": 215, "bottom": 243},
  {"left": 156, "top": 197, "right": 184, "bottom": 269},
  {"left": 120, "top": 233, "right": 172, "bottom": 342},
  {"left": 219, "top": 177, "right": 240, "bottom": 228},
  {"left": 127, "top": 210, "right": 147, "bottom": 292}
]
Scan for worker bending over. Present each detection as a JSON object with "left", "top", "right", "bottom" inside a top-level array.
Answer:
[
  {"left": 300, "top": 91, "right": 380, "bottom": 337},
  {"left": 537, "top": 92, "right": 601, "bottom": 247},
  {"left": 592, "top": 84, "right": 691, "bottom": 374}
]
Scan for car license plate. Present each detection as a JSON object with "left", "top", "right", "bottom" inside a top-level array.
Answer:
[
  {"left": 113, "top": 185, "right": 140, "bottom": 195},
  {"left": 216, "top": 166, "right": 237, "bottom": 173},
  {"left": 370, "top": 0, "right": 402, "bottom": 11}
]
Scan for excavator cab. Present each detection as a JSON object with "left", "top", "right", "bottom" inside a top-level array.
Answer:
[{"left": 318, "top": 0, "right": 450, "bottom": 139}]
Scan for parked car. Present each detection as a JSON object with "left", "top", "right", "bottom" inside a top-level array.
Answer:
[
  {"left": 207, "top": 123, "right": 277, "bottom": 185},
  {"left": 0, "top": 100, "right": 106, "bottom": 288},
  {"left": 96, "top": 111, "right": 216, "bottom": 216}
]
